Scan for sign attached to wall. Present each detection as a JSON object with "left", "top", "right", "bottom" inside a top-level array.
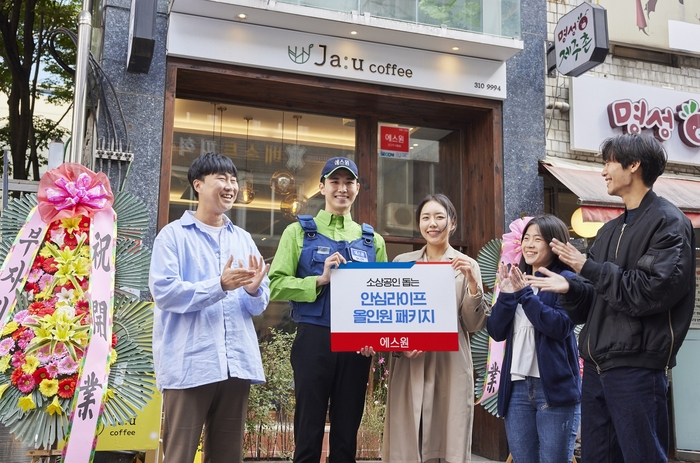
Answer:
[
  {"left": 570, "top": 75, "right": 700, "bottom": 165},
  {"left": 330, "top": 262, "right": 458, "bottom": 352},
  {"left": 168, "top": 13, "right": 507, "bottom": 100},
  {"left": 553, "top": 2, "right": 609, "bottom": 77},
  {"left": 597, "top": 0, "right": 700, "bottom": 56},
  {"left": 379, "top": 126, "right": 410, "bottom": 159}
]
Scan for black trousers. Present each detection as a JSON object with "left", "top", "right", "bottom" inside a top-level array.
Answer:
[{"left": 291, "top": 322, "right": 372, "bottom": 463}]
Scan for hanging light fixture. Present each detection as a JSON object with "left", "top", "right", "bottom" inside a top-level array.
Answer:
[
  {"left": 238, "top": 116, "right": 255, "bottom": 204},
  {"left": 280, "top": 194, "right": 308, "bottom": 221},
  {"left": 272, "top": 113, "right": 296, "bottom": 193},
  {"left": 285, "top": 114, "right": 306, "bottom": 171},
  {"left": 217, "top": 105, "right": 227, "bottom": 151}
]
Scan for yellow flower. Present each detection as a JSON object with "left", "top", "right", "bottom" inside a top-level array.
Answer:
[
  {"left": 108, "top": 349, "right": 118, "bottom": 366},
  {"left": 104, "top": 388, "right": 115, "bottom": 403},
  {"left": 1, "top": 321, "right": 18, "bottom": 336},
  {"left": 60, "top": 217, "right": 82, "bottom": 234},
  {"left": 21, "top": 356, "right": 40, "bottom": 374},
  {"left": 46, "top": 396, "right": 64, "bottom": 416},
  {"left": 0, "top": 355, "right": 11, "bottom": 373},
  {"left": 72, "top": 257, "right": 91, "bottom": 279},
  {"left": 39, "top": 379, "right": 59, "bottom": 397},
  {"left": 18, "top": 395, "right": 36, "bottom": 412},
  {"left": 0, "top": 383, "right": 9, "bottom": 400},
  {"left": 24, "top": 310, "right": 89, "bottom": 359}
]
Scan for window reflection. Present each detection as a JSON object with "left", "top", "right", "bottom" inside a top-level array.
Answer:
[
  {"left": 377, "top": 123, "right": 463, "bottom": 242},
  {"left": 170, "top": 100, "right": 356, "bottom": 334}
]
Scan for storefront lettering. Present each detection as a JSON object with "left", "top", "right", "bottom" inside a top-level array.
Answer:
[
  {"left": 607, "top": 98, "right": 700, "bottom": 148},
  {"left": 292, "top": 44, "right": 413, "bottom": 79}
]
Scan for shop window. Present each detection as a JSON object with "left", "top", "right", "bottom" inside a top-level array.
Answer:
[
  {"left": 274, "top": 0, "right": 521, "bottom": 38},
  {"left": 377, "top": 123, "right": 464, "bottom": 242},
  {"left": 170, "top": 99, "right": 355, "bottom": 333}
]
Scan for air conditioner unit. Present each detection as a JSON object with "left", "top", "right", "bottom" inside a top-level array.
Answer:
[{"left": 384, "top": 203, "right": 417, "bottom": 234}]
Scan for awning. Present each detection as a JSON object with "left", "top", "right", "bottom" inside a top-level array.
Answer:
[{"left": 539, "top": 163, "right": 700, "bottom": 228}]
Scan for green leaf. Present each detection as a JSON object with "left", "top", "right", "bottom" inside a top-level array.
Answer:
[
  {"left": 115, "top": 238, "right": 152, "bottom": 292},
  {"left": 113, "top": 191, "right": 150, "bottom": 242},
  {"left": 476, "top": 238, "right": 502, "bottom": 290}
]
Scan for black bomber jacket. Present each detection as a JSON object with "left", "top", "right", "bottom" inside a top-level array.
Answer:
[{"left": 560, "top": 190, "right": 696, "bottom": 373}]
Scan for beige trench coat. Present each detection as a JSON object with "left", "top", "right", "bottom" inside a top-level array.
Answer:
[{"left": 382, "top": 246, "right": 488, "bottom": 463}]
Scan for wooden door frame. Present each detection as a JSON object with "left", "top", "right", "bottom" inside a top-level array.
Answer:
[{"left": 159, "top": 58, "right": 504, "bottom": 256}]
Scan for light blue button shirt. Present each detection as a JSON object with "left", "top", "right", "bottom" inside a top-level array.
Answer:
[{"left": 149, "top": 211, "right": 269, "bottom": 391}]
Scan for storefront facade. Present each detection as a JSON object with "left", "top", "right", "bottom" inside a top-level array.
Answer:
[{"left": 94, "top": 0, "right": 550, "bottom": 459}]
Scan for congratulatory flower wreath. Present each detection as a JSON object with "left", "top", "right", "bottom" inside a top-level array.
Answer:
[{"left": 0, "top": 163, "right": 154, "bottom": 459}]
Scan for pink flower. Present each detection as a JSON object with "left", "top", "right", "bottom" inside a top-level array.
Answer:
[
  {"left": 16, "top": 329, "right": 35, "bottom": 350},
  {"left": 0, "top": 338, "right": 15, "bottom": 356},
  {"left": 11, "top": 351, "right": 26, "bottom": 368},
  {"left": 17, "top": 373, "right": 36, "bottom": 393},
  {"left": 46, "top": 361, "right": 60, "bottom": 377},
  {"left": 58, "top": 356, "right": 79, "bottom": 375},
  {"left": 53, "top": 343, "right": 67, "bottom": 357},
  {"left": 38, "top": 273, "right": 53, "bottom": 290},
  {"left": 378, "top": 356, "right": 385, "bottom": 364},
  {"left": 26, "top": 268, "right": 43, "bottom": 283},
  {"left": 501, "top": 217, "right": 534, "bottom": 265},
  {"left": 36, "top": 345, "right": 52, "bottom": 363}
]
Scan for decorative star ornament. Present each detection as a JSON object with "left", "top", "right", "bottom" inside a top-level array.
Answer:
[{"left": 285, "top": 144, "right": 306, "bottom": 171}]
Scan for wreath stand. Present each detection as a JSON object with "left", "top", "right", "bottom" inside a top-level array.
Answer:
[{"left": 26, "top": 448, "right": 63, "bottom": 463}]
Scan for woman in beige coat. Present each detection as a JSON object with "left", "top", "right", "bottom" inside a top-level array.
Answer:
[{"left": 383, "top": 194, "right": 488, "bottom": 463}]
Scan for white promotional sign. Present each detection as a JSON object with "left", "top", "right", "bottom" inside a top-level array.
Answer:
[
  {"left": 329, "top": 262, "right": 458, "bottom": 352},
  {"left": 570, "top": 75, "right": 700, "bottom": 165},
  {"left": 168, "top": 13, "right": 507, "bottom": 100}
]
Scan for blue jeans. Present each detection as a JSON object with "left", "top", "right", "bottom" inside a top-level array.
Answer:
[
  {"left": 504, "top": 377, "right": 580, "bottom": 463},
  {"left": 581, "top": 364, "right": 669, "bottom": 463}
]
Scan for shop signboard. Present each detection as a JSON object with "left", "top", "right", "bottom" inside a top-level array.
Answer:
[
  {"left": 168, "top": 13, "right": 507, "bottom": 100},
  {"left": 379, "top": 126, "right": 410, "bottom": 159},
  {"left": 553, "top": 2, "right": 609, "bottom": 77},
  {"left": 597, "top": 0, "right": 700, "bottom": 55},
  {"left": 570, "top": 75, "right": 700, "bottom": 165},
  {"left": 95, "top": 387, "right": 162, "bottom": 452},
  {"left": 330, "top": 262, "right": 458, "bottom": 352}
]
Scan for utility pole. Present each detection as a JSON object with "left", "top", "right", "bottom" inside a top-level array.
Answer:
[{"left": 69, "top": 0, "right": 92, "bottom": 164}]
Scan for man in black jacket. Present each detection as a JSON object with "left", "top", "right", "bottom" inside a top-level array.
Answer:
[{"left": 527, "top": 134, "right": 696, "bottom": 463}]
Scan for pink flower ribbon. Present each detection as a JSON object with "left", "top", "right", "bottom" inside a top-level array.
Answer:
[
  {"left": 37, "top": 163, "right": 114, "bottom": 222},
  {"left": 46, "top": 173, "right": 109, "bottom": 211}
]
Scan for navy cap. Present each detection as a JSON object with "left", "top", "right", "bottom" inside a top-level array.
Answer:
[{"left": 320, "top": 157, "right": 359, "bottom": 181}]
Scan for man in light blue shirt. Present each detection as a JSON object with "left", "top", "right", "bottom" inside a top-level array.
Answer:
[{"left": 149, "top": 152, "right": 270, "bottom": 463}]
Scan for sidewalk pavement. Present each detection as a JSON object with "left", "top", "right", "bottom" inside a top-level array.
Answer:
[{"left": 472, "top": 454, "right": 503, "bottom": 462}]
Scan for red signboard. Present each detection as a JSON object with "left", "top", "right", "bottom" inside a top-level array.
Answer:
[{"left": 380, "top": 126, "right": 410, "bottom": 153}]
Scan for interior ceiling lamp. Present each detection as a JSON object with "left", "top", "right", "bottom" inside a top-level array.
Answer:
[
  {"left": 270, "top": 170, "right": 296, "bottom": 195},
  {"left": 280, "top": 194, "right": 308, "bottom": 222},
  {"left": 238, "top": 116, "right": 255, "bottom": 204},
  {"left": 285, "top": 115, "right": 306, "bottom": 171}
]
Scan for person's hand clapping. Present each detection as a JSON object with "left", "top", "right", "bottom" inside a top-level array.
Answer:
[
  {"left": 243, "top": 254, "right": 270, "bottom": 295},
  {"left": 497, "top": 263, "right": 515, "bottom": 293},
  {"left": 550, "top": 238, "right": 587, "bottom": 273},
  {"left": 221, "top": 255, "right": 255, "bottom": 291},
  {"left": 524, "top": 267, "right": 570, "bottom": 294}
]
